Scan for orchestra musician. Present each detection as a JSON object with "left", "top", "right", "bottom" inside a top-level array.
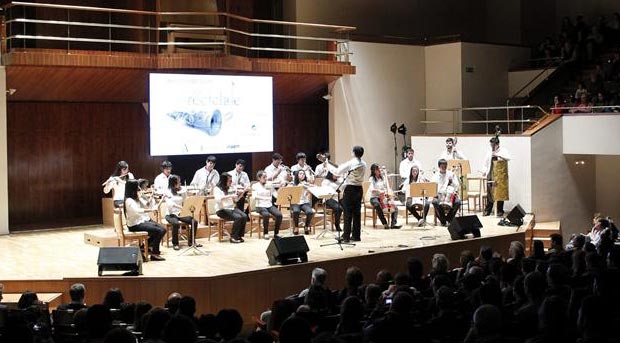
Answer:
[
  {"left": 137, "top": 178, "right": 157, "bottom": 209},
  {"left": 334, "top": 146, "right": 366, "bottom": 242},
  {"left": 402, "top": 165, "right": 430, "bottom": 226},
  {"left": 252, "top": 170, "right": 283, "bottom": 239},
  {"left": 321, "top": 171, "right": 343, "bottom": 231},
  {"left": 439, "top": 137, "right": 467, "bottom": 161},
  {"left": 264, "top": 153, "right": 292, "bottom": 201},
  {"left": 314, "top": 152, "right": 332, "bottom": 178},
  {"left": 291, "top": 152, "right": 315, "bottom": 183},
  {"left": 291, "top": 170, "right": 315, "bottom": 235},
  {"left": 123, "top": 180, "right": 166, "bottom": 261},
  {"left": 399, "top": 148, "right": 422, "bottom": 179},
  {"left": 483, "top": 136, "right": 511, "bottom": 217},
  {"left": 103, "top": 160, "right": 135, "bottom": 208},
  {"left": 431, "top": 159, "right": 461, "bottom": 226},
  {"left": 368, "top": 163, "right": 401, "bottom": 230},
  {"left": 153, "top": 161, "right": 173, "bottom": 194},
  {"left": 190, "top": 155, "right": 220, "bottom": 195},
  {"left": 228, "top": 159, "right": 251, "bottom": 211},
  {"left": 214, "top": 173, "right": 247, "bottom": 243},
  {"left": 164, "top": 174, "right": 200, "bottom": 251}
]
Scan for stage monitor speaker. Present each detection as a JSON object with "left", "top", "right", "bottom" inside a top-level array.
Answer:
[
  {"left": 506, "top": 204, "right": 526, "bottom": 225},
  {"left": 266, "top": 236, "right": 309, "bottom": 265},
  {"left": 97, "top": 247, "right": 142, "bottom": 276},
  {"left": 448, "top": 215, "right": 483, "bottom": 240}
]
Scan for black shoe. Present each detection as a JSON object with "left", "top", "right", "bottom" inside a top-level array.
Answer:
[
  {"left": 497, "top": 211, "right": 505, "bottom": 217},
  {"left": 195, "top": 243, "right": 203, "bottom": 248},
  {"left": 239, "top": 237, "right": 245, "bottom": 242},
  {"left": 304, "top": 230, "right": 310, "bottom": 235},
  {"left": 391, "top": 225, "right": 402, "bottom": 229},
  {"left": 173, "top": 245, "right": 180, "bottom": 251},
  {"left": 150, "top": 254, "right": 166, "bottom": 261},
  {"left": 230, "top": 238, "right": 242, "bottom": 243},
  {"left": 342, "top": 239, "right": 351, "bottom": 243},
  {"left": 352, "top": 238, "right": 361, "bottom": 242},
  {"left": 482, "top": 212, "right": 491, "bottom": 216}
]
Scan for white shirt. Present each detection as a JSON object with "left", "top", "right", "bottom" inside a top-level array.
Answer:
[
  {"left": 190, "top": 167, "right": 220, "bottom": 194},
  {"left": 314, "top": 163, "right": 330, "bottom": 178},
  {"left": 124, "top": 197, "right": 151, "bottom": 227},
  {"left": 265, "top": 163, "right": 283, "bottom": 182},
  {"left": 368, "top": 176, "right": 389, "bottom": 198},
  {"left": 228, "top": 169, "right": 250, "bottom": 188},
  {"left": 163, "top": 188, "right": 186, "bottom": 216},
  {"left": 483, "top": 146, "right": 511, "bottom": 176},
  {"left": 252, "top": 182, "right": 273, "bottom": 208},
  {"left": 103, "top": 173, "right": 135, "bottom": 201},
  {"left": 401, "top": 175, "right": 426, "bottom": 204},
  {"left": 399, "top": 158, "right": 422, "bottom": 179},
  {"left": 439, "top": 149, "right": 467, "bottom": 161},
  {"left": 335, "top": 158, "right": 367, "bottom": 187},
  {"left": 213, "top": 187, "right": 235, "bottom": 212},
  {"left": 153, "top": 173, "right": 169, "bottom": 194},
  {"left": 431, "top": 170, "right": 460, "bottom": 196}
]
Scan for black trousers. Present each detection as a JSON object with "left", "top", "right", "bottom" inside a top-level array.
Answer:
[
  {"left": 324, "top": 198, "right": 343, "bottom": 230},
  {"left": 216, "top": 209, "right": 247, "bottom": 239},
  {"left": 342, "top": 185, "right": 362, "bottom": 241},
  {"left": 485, "top": 181, "right": 504, "bottom": 214},
  {"left": 256, "top": 206, "right": 283, "bottom": 235},
  {"left": 128, "top": 220, "right": 166, "bottom": 254},
  {"left": 406, "top": 200, "right": 430, "bottom": 220},
  {"left": 291, "top": 203, "right": 314, "bottom": 228},
  {"left": 432, "top": 198, "right": 462, "bottom": 224},
  {"left": 165, "top": 214, "right": 198, "bottom": 246}
]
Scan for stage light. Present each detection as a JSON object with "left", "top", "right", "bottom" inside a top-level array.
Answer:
[
  {"left": 390, "top": 123, "right": 397, "bottom": 134},
  {"left": 397, "top": 124, "right": 407, "bottom": 135},
  {"left": 322, "top": 94, "right": 332, "bottom": 100},
  {"left": 6, "top": 89, "right": 16, "bottom": 96}
]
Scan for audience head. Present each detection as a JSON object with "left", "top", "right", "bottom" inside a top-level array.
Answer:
[
  {"left": 102, "top": 288, "right": 124, "bottom": 309},
  {"left": 524, "top": 271, "right": 546, "bottom": 303},
  {"left": 69, "top": 283, "right": 86, "bottom": 303},
  {"left": 390, "top": 291, "right": 414, "bottom": 315},
  {"left": 531, "top": 240, "right": 545, "bottom": 259},
  {"left": 406, "top": 257, "right": 424, "bottom": 280},
  {"left": 17, "top": 291, "right": 39, "bottom": 309},
  {"left": 472, "top": 304, "right": 502, "bottom": 339},
  {"left": 522, "top": 257, "right": 537, "bottom": 274},
  {"left": 142, "top": 307, "right": 171, "bottom": 340},
  {"left": 479, "top": 245, "right": 493, "bottom": 262},
  {"left": 375, "top": 270, "right": 393, "bottom": 291},
  {"left": 459, "top": 250, "right": 475, "bottom": 269},
  {"left": 364, "top": 283, "right": 382, "bottom": 308},
  {"left": 279, "top": 316, "right": 312, "bottom": 343},
  {"left": 339, "top": 296, "right": 363, "bottom": 326},
  {"left": 163, "top": 314, "right": 197, "bottom": 343},
  {"left": 549, "top": 233, "right": 564, "bottom": 251},
  {"left": 304, "top": 285, "right": 329, "bottom": 313},
  {"left": 268, "top": 299, "right": 296, "bottom": 333},
  {"left": 103, "top": 327, "right": 136, "bottom": 343},
  {"left": 431, "top": 253, "right": 449, "bottom": 275},
  {"left": 538, "top": 295, "right": 568, "bottom": 334},
  {"left": 197, "top": 313, "right": 218, "bottom": 340},
  {"left": 178, "top": 295, "right": 196, "bottom": 318},
  {"left": 547, "top": 263, "right": 570, "bottom": 287},
  {"left": 573, "top": 234, "right": 586, "bottom": 250},
  {"left": 344, "top": 266, "right": 364, "bottom": 289},
  {"left": 165, "top": 292, "right": 182, "bottom": 314},
  {"left": 216, "top": 308, "right": 243, "bottom": 341},
  {"left": 85, "top": 304, "right": 112, "bottom": 339},
  {"left": 509, "top": 241, "right": 525, "bottom": 260},
  {"left": 133, "top": 300, "right": 152, "bottom": 329},
  {"left": 311, "top": 267, "right": 327, "bottom": 286}
]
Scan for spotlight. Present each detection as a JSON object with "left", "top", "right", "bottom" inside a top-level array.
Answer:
[
  {"left": 390, "top": 123, "right": 397, "bottom": 134},
  {"left": 322, "top": 94, "right": 332, "bottom": 101},
  {"left": 397, "top": 124, "right": 407, "bottom": 135},
  {"left": 6, "top": 88, "right": 16, "bottom": 96}
]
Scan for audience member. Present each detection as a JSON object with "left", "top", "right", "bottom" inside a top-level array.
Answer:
[{"left": 57, "top": 283, "right": 87, "bottom": 311}]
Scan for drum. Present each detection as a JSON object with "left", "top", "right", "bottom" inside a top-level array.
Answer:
[{"left": 492, "top": 159, "right": 509, "bottom": 201}]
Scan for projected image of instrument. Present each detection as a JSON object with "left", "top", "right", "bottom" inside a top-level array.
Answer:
[{"left": 167, "top": 109, "right": 225, "bottom": 136}]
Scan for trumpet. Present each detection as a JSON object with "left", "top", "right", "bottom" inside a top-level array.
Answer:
[{"left": 317, "top": 153, "right": 339, "bottom": 168}]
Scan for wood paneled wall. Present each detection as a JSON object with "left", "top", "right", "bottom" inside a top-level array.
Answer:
[{"left": 7, "top": 101, "right": 327, "bottom": 231}]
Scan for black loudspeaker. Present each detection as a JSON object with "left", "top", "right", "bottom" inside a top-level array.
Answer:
[
  {"left": 506, "top": 204, "right": 526, "bottom": 225},
  {"left": 97, "top": 247, "right": 142, "bottom": 276},
  {"left": 447, "top": 215, "right": 483, "bottom": 240},
  {"left": 266, "top": 236, "right": 309, "bottom": 265}
]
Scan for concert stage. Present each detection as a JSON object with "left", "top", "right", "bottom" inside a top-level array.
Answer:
[{"left": 0, "top": 213, "right": 528, "bottom": 326}]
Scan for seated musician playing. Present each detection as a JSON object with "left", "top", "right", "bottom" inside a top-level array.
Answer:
[
  {"left": 190, "top": 155, "right": 220, "bottom": 195},
  {"left": 291, "top": 170, "right": 315, "bottom": 235},
  {"left": 103, "top": 160, "right": 135, "bottom": 208},
  {"left": 291, "top": 152, "right": 315, "bottom": 183},
  {"left": 228, "top": 159, "right": 251, "bottom": 211},
  {"left": 214, "top": 173, "right": 247, "bottom": 243},
  {"left": 124, "top": 180, "right": 166, "bottom": 261},
  {"left": 321, "top": 171, "right": 344, "bottom": 231},
  {"left": 368, "top": 163, "right": 401, "bottom": 230},
  {"left": 164, "top": 175, "right": 201, "bottom": 250},
  {"left": 402, "top": 165, "right": 430, "bottom": 226},
  {"left": 252, "top": 170, "right": 283, "bottom": 239},
  {"left": 431, "top": 159, "right": 461, "bottom": 226}
]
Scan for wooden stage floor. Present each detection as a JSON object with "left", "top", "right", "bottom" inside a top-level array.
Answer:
[{"left": 0, "top": 214, "right": 527, "bottom": 281}]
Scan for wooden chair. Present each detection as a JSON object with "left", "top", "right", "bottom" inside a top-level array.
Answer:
[
  {"left": 113, "top": 209, "right": 149, "bottom": 261},
  {"left": 248, "top": 194, "right": 265, "bottom": 238},
  {"left": 362, "top": 181, "right": 377, "bottom": 228},
  {"left": 467, "top": 177, "right": 484, "bottom": 212},
  {"left": 205, "top": 195, "right": 232, "bottom": 242},
  {"left": 160, "top": 196, "right": 207, "bottom": 247}
]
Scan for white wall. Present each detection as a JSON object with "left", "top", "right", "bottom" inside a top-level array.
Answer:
[
  {"left": 563, "top": 114, "right": 620, "bottom": 155},
  {"left": 532, "top": 119, "right": 595, "bottom": 237},
  {"left": 330, "top": 41, "right": 426, "bottom": 173},
  {"left": 508, "top": 68, "right": 556, "bottom": 98},
  {"left": 0, "top": 67, "right": 8, "bottom": 235},
  {"left": 410, "top": 135, "right": 532, "bottom": 212},
  {"left": 424, "top": 43, "right": 462, "bottom": 134},
  {"left": 595, "top": 155, "right": 620, "bottom": 223}
]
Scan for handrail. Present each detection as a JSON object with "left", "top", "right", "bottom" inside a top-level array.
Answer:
[
  {"left": 508, "top": 59, "right": 562, "bottom": 101},
  {"left": 421, "top": 105, "right": 545, "bottom": 112},
  {"left": 6, "top": 1, "right": 356, "bottom": 31}
]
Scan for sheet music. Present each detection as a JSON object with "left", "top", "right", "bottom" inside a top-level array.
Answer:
[{"left": 306, "top": 185, "right": 336, "bottom": 199}]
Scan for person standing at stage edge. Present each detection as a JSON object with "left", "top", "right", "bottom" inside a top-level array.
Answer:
[
  {"left": 334, "top": 146, "right": 367, "bottom": 242},
  {"left": 483, "top": 136, "right": 511, "bottom": 217}
]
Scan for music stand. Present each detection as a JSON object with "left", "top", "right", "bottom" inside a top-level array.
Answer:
[
  {"left": 179, "top": 196, "right": 209, "bottom": 256},
  {"left": 307, "top": 185, "right": 337, "bottom": 239},
  {"left": 448, "top": 159, "right": 471, "bottom": 216},
  {"left": 321, "top": 174, "right": 355, "bottom": 250},
  {"left": 409, "top": 182, "right": 438, "bottom": 240},
  {"left": 276, "top": 186, "right": 303, "bottom": 236}
]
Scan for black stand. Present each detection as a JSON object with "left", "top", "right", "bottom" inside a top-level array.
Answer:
[
  {"left": 321, "top": 175, "right": 355, "bottom": 250},
  {"left": 179, "top": 205, "right": 208, "bottom": 256},
  {"left": 392, "top": 133, "right": 398, "bottom": 176}
]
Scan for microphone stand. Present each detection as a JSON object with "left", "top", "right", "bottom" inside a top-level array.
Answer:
[
  {"left": 392, "top": 132, "right": 398, "bottom": 175},
  {"left": 179, "top": 205, "right": 208, "bottom": 256},
  {"left": 321, "top": 171, "right": 355, "bottom": 250}
]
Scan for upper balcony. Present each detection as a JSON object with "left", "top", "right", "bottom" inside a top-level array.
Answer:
[{"left": 0, "top": 1, "right": 356, "bottom": 103}]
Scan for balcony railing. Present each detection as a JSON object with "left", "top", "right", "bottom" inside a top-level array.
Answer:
[{"left": 2, "top": 1, "right": 355, "bottom": 61}]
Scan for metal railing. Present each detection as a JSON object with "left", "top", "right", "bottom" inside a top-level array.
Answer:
[
  {"left": 2, "top": 1, "right": 355, "bottom": 60},
  {"left": 420, "top": 105, "right": 547, "bottom": 134}
]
